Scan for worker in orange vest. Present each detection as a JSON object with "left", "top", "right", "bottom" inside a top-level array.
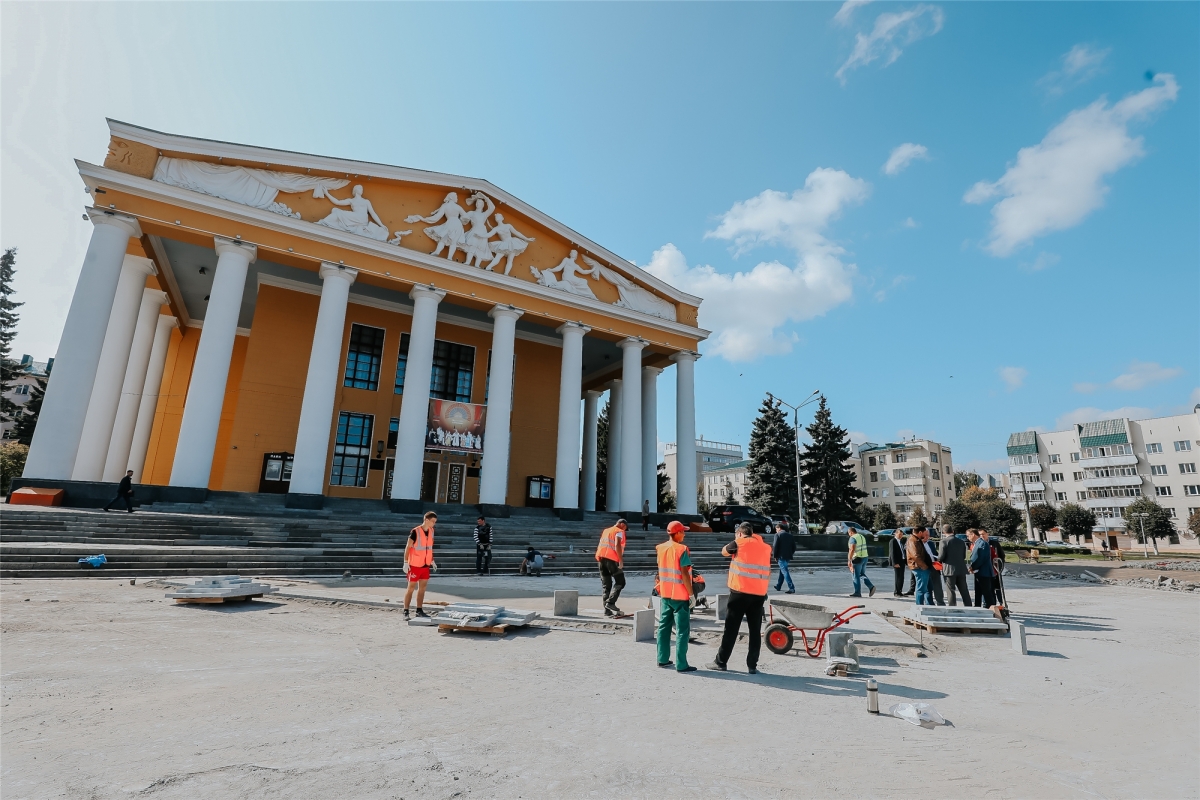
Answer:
[
  {"left": 709, "top": 521, "right": 772, "bottom": 674},
  {"left": 656, "top": 520, "right": 698, "bottom": 673},
  {"left": 595, "top": 518, "right": 627, "bottom": 617},
  {"left": 403, "top": 511, "right": 438, "bottom": 619}
]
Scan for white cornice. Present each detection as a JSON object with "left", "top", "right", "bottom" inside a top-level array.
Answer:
[
  {"left": 79, "top": 160, "right": 709, "bottom": 345},
  {"left": 105, "top": 119, "right": 704, "bottom": 308}
]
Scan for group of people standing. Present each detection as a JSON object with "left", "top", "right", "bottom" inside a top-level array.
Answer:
[{"left": 889, "top": 524, "right": 1004, "bottom": 608}]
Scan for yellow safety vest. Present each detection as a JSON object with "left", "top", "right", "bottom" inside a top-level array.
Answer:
[{"left": 852, "top": 532, "right": 868, "bottom": 558}]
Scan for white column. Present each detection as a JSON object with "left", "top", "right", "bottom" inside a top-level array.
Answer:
[
  {"left": 605, "top": 380, "right": 622, "bottom": 512},
  {"left": 641, "top": 366, "right": 662, "bottom": 513},
  {"left": 479, "top": 305, "right": 523, "bottom": 505},
  {"left": 671, "top": 351, "right": 700, "bottom": 514},
  {"left": 618, "top": 337, "right": 646, "bottom": 511},
  {"left": 169, "top": 237, "right": 257, "bottom": 488},
  {"left": 582, "top": 389, "right": 601, "bottom": 512},
  {"left": 72, "top": 256, "right": 157, "bottom": 481},
  {"left": 23, "top": 211, "right": 142, "bottom": 479},
  {"left": 127, "top": 315, "right": 178, "bottom": 481},
  {"left": 391, "top": 285, "right": 446, "bottom": 500},
  {"left": 102, "top": 288, "right": 168, "bottom": 481},
  {"left": 553, "top": 322, "right": 589, "bottom": 509},
  {"left": 289, "top": 264, "right": 358, "bottom": 496}
]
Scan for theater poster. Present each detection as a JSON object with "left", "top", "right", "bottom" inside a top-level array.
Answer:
[{"left": 426, "top": 400, "right": 487, "bottom": 454}]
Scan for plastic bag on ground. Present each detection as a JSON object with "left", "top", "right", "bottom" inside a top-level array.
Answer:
[
  {"left": 889, "top": 702, "right": 946, "bottom": 726},
  {"left": 77, "top": 554, "right": 107, "bottom": 568}
]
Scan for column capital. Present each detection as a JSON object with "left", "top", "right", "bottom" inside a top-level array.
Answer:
[
  {"left": 157, "top": 314, "right": 180, "bottom": 331},
  {"left": 213, "top": 236, "right": 258, "bottom": 263},
  {"left": 85, "top": 207, "right": 142, "bottom": 239},
  {"left": 122, "top": 255, "right": 157, "bottom": 278},
  {"left": 617, "top": 336, "right": 648, "bottom": 351},
  {"left": 410, "top": 284, "right": 447, "bottom": 303},
  {"left": 489, "top": 303, "right": 524, "bottom": 322},
  {"left": 585, "top": 388, "right": 604, "bottom": 398},
  {"left": 319, "top": 262, "right": 359, "bottom": 283},
  {"left": 556, "top": 321, "right": 591, "bottom": 336},
  {"left": 642, "top": 365, "right": 664, "bottom": 377},
  {"left": 141, "top": 288, "right": 169, "bottom": 306},
  {"left": 670, "top": 350, "right": 701, "bottom": 363}
]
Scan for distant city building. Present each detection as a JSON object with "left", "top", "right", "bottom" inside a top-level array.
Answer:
[
  {"left": 847, "top": 439, "right": 956, "bottom": 517},
  {"left": 701, "top": 459, "right": 750, "bottom": 504},
  {"left": 1005, "top": 407, "right": 1200, "bottom": 541},
  {"left": 664, "top": 437, "right": 743, "bottom": 500},
  {"left": 1, "top": 355, "right": 52, "bottom": 440}
]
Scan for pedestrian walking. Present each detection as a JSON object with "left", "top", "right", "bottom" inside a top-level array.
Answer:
[
  {"left": 656, "top": 521, "right": 697, "bottom": 673},
  {"left": 847, "top": 527, "right": 876, "bottom": 598},
  {"left": 773, "top": 522, "right": 796, "bottom": 594},
  {"left": 890, "top": 529, "right": 907, "bottom": 596},
  {"left": 906, "top": 525, "right": 935, "bottom": 605},
  {"left": 967, "top": 529, "right": 997, "bottom": 607},
  {"left": 709, "top": 522, "right": 771, "bottom": 674},
  {"left": 642, "top": 499, "right": 651, "bottom": 531},
  {"left": 103, "top": 470, "right": 136, "bottom": 513},
  {"left": 473, "top": 515, "right": 492, "bottom": 575},
  {"left": 595, "top": 518, "right": 627, "bottom": 616},
  {"left": 937, "top": 524, "right": 972, "bottom": 606},
  {"left": 403, "top": 511, "right": 437, "bottom": 619}
]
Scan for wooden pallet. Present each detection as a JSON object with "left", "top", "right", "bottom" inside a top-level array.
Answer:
[
  {"left": 903, "top": 618, "right": 1005, "bottom": 635},
  {"left": 174, "top": 594, "right": 264, "bottom": 604},
  {"left": 438, "top": 623, "right": 511, "bottom": 637}
]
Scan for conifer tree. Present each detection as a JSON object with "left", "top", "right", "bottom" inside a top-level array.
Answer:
[
  {"left": 595, "top": 400, "right": 609, "bottom": 510},
  {"left": 656, "top": 461, "right": 675, "bottom": 512},
  {"left": 798, "top": 396, "right": 865, "bottom": 525},
  {"left": 0, "top": 248, "right": 22, "bottom": 424},
  {"left": 744, "top": 395, "right": 798, "bottom": 517},
  {"left": 12, "top": 377, "right": 44, "bottom": 445}
]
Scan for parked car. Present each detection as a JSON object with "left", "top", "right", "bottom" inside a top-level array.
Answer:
[
  {"left": 824, "top": 520, "right": 872, "bottom": 536},
  {"left": 768, "top": 515, "right": 793, "bottom": 530},
  {"left": 706, "top": 505, "right": 773, "bottom": 534}
]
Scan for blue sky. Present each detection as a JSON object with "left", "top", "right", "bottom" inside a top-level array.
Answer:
[{"left": 2, "top": 2, "right": 1197, "bottom": 474}]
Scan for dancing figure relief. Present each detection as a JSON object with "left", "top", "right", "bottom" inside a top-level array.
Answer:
[
  {"left": 484, "top": 213, "right": 534, "bottom": 275},
  {"left": 530, "top": 250, "right": 600, "bottom": 300},
  {"left": 460, "top": 193, "right": 496, "bottom": 268},
  {"left": 407, "top": 193, "right": 469, "bottom": 261}
]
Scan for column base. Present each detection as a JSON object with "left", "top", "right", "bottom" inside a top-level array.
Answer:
[
  {"left": 285, "top": 493, "right": 325, "bottom": 510},
  {"left": 478, "top": 503, "right": 511, "bottom": 519},
  {"left": 554, "top": 507, "right": 585, "bottom": 521}
]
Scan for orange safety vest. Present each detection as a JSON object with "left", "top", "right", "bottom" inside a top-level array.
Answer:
[
  {"left": 656, "top": 540, "right": 691, "bottom": 601},
  {"left": 727, "top": 534, "right": 772, "bottom": 596},
  {"left": 410, "top": 525, "right": 434, "bottom": 568},
  {"left": 595, "top": 525, "right": 623, "bottom": 562}
]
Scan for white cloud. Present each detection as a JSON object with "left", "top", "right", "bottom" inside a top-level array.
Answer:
[
  {"left": 998, "top": 366, "right": 1027, "bottom": 392},
  {"left": 1018, "top": 251, "right": 1059, "bottom": 272},
  {"left": 643, "top": 169, "right": 869, "bottom": 362},
  {"left": 1055, "top": 406, "right": 1153, "bottom": 430},
  {"left": 836, "top": 4, "right": 944, "bottom": 84},
  {"left": 1039, "top": 44, "right": 1111, "bottom": 95},
  {"left": 902, "top": 217, "right": 918, "bottom": 228},
  {"left": 965, "top": 74, "right": 1179, "bottom": 256},
  {"left": 883, "top": 142, "right": 929, "bottom": 175},
  {"left": 1073, "top": 360, "right": 1183, "bottom": 393},
  {"left": 833, "top": 0, "right": 873, "bottom": 26},
  {"left": 1073, "top": 382, "right": 1100, "bottom": 394},
  {"left": 873, "top": 274, "right": 912, "bottom": 302}
]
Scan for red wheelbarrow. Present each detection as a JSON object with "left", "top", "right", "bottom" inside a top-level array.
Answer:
[{"left": 764, "top": 598, "right": 867, "bottom": 657}]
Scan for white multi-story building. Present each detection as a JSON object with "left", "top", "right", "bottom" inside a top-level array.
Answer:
[
  {"left": 848, "top": 439, "right": 956, "bottom": 517},
  {"left": 1005, "top": 407, "right": 1200, "bottom": 541},
  {"left": 700, "top": 459, "right": 750, "bottom": 505},
  {"left": 1, "top": 355, "right": 52, "bottom": 440},
  {"left": 663, "top": 437, "right": 743, "bottom": 501}
]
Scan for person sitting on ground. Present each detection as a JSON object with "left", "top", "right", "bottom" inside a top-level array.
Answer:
[{"left": 520, "top": 546, "right": 544, "bottom": 576}]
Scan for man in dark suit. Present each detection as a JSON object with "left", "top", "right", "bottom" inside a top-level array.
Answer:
[
  {"left": 104, "top": 470, "right": 136, "bottom": 513},
  {"left": 937, "top": 524, "right": 971, "bottom": 606},
  {"left": 968, "top": 528, "right": 997, "bottom": 607},
  {"left": 889, "top": 529, "right": 907, "bottom": 597}
]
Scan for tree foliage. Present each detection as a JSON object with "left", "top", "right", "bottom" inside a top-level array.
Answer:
[
  {"left": 1122, "top": 497, "right": 1175, "bottom": 542},
  {"left": 953, "top": 470, "right": 982, "bottom": 495},
  {"left": 1056, "top": 503, "right": 1096, "bottom": 542},
  {"left": 744, "top": 395, "right": 798, "bottom": 517},
  {"left": 594, "top": 399, "right": 609, "bottom": 511},
  {"left": 906, "top": 506, "right": 929, "bottom": 528},
  {"left": 853, "top": 504, "right": 876, "bottom": 531},
  {"left": 656, "top": 461, "right": 675, "bottom": 513},
  {"left": 942, "top": 499, "right": 979, "bottom": 534},
  {"left": 978, "top": 500, "right": 1022, "bottom": 540},
  {"left": 11, "top": 377, "right": 44, "bottom": 445},
  {"left": 1, "top": 248, "right": 22, "bottom": 424},
  {"left": 872, "top": 504, "right": 899, "bottom": 531},
  {"left": 1187, "top": 508, "right": 1200, "bottom": 540},
  {"left": 0, "top": 441, "right": 27, "bottom": 494},
  {"left": 959, "top": 485, "right": 1000, "bottom": 506},
  {"left": 798, "top": 396, "right": 865, "bottom": 525},
  {"left": 1029, "top": 503, "right": 1058, "bottom": 539}
]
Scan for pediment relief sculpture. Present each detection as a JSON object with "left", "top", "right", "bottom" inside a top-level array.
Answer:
[
  {"left": 582, "top": 256, "right": 677, "bottom": 322},
  {"left": 406, "top": 192, "right": 535, "bottom": 274},
  {"left": 530, "top": 250, "right": 599, "bottom": 300}
]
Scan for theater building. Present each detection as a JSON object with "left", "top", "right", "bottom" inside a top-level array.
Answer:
[{"left": 21, "top": 121, "right": 708, "bottom": 515}]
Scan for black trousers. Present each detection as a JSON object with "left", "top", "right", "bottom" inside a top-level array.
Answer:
[
  {"left": 104, "top": 492, "right": 133, "bottom": 512},
  {"left": 642, "top": 514, "right": 650, "bottom": 531},
  {"left": 929, "top": 570, "right": 945, "bottom": 605},
  {"left": 475, "top": 544, "right": 491, "bottom": 574},
  {"left": 943, "top": 572, "right": 971, "bottom": 606},
  {"left": 893, "top": 565, "right": 906, "bottom": 594},
  {"left": 598, "top": 558, "right": 625, "bottom": 606},
  {"left": 716, "top": 591, "right": 765, "bottom": 670},
  {"left": 973, "top": 575, "right": 997, "bottom": 607}
]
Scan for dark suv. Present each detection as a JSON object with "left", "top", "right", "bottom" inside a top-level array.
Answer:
[{"left": 706, "top": 505, "right": 773, "bottom": 534}]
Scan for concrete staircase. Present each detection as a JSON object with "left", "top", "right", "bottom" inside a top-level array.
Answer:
[{"left": 0, "top": 501, "right": 844, "bottom": 579}]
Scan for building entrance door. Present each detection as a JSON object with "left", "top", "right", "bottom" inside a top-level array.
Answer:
[{"left": 420, "top": 462, "right": 439, "bottom": 502}]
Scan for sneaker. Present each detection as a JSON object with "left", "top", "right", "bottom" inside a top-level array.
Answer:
[
  {"left": 603, "top": 606, "right": 615, "bottom": 618},
  {"left": 403, "top": 609, "right": 411, "bottom": 619},
  {"left": 785, "top": 589, "right": 795, "bottom": 594},
  {"left": 658, "top": 661, "right": 674, "bottom": 669},
  {"left": 869, "top": 586, "right": 877, "bottom": 598},
  {"left": 707, "top": 661, "right": 727, "bottom": 671},
  {"left": 414, "top": 609, "right": 429, "bottom": 618},
  {"left": 748, "top": 667, "right": 759, "bottom": 675},
  {"left": 848, "top": 594, "right": 863, "bottom": 598},
  {"left": 606, "top": 604, "right": 622, "bottom": 616},
  {"left": 893, "top": 592, "right": 903, "bottom": 597},
  {"left": 678, "top": 666, "right": 698, "bottom": 673}
]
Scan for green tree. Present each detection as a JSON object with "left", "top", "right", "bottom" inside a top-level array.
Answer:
[
  {"left": 1122, "top": 498, "right": 1175, "bottom": 543},
  {"left": 594, "top": 400, "right": 609, "bottom": 511},
  {"left": 744, "top": 395, "right": 798, "bottom": 517},
  {"left": 1056, "top": 503, "right": 1096, "bottom": 544},
  {"left": 978, "top": 500, "right": 1022, "bottom": 540},
  {"left": 872, "top": 504, "right": 899, "bottom": 531},
  {"left": 11, "top": 377, "right": 44, "bottom": 445},
  {"left": 906, "top": 506, "right": 929, "bottom": 528},
  {"left": 798, "top": 396, "right": 865, "bottom": 525},
  {"left": 0, "top": 440, "right": 28, "bottom": 494},
  {"left": 853, "top": 503, "right": 876, "bottom": 530},
  {"left": 656, "top": 461, "right": 675, "bottom": 513},
  {"left": 0, "top": 248, "right": 22, "bottom": 425},
  {"left": 942, "top": 499, "right": 979, "bottom": 534},
  {"left": 953, "top": 470, "right": 982, "bottom": 495},
  {"left": 1187, "top": 508, "right": 1200, "bottom": 540},
  {"left": 1029, "top": 503, "right": 1058, "bottom": 541}
]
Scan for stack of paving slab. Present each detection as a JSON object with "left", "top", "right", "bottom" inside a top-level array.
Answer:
[
  {"left": 434, "top": 603, "right": 538, "bottom": 628},
  {"left": 902, "top": 605, "right": 1008, "bottom": 634},
  {"left": 165, "top": 575, "right": 278, "bottom": 603}
]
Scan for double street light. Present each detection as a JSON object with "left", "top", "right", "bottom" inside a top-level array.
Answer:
[
  {"left": 1131, "top": 511, "right": 1156, "bottom": 557},
  {"left": 767, "top": 390, "right": 820, "bottom": 534}
]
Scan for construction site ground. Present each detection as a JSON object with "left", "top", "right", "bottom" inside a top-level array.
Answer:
[{"left": 2, "top": 566, "right": 1197, "bottom": 799}]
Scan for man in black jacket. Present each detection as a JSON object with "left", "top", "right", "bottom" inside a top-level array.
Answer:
[
  {"left": 772, "top": 523, "right": 796, "bottom": 593},
  {"left": 937, "top": 524, "right": 971, "bottom": 606},
  {"left": 104, "top": 470, "right": 136, "bottom": 513},
  {"left": 473, "top": 516, "right": 492, "bottom": 575},
  {"left": 889, "top": 529, "right": 907, "bottom": 596}
]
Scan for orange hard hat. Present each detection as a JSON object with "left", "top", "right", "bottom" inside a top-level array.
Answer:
[{"left": 667, "top": 520, "right": 686, "bottom": 535}]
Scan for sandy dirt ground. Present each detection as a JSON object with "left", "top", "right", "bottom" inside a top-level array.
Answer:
[{"left": 2, "top": 566, "right": 1198, "bottom": 799}]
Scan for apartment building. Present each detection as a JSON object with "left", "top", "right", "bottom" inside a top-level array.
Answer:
[
  {"left": 1, "top": 355, "right": 52, "bottom": 440},
  {"left": 848, "top": 439, "right": 956, "bottom": 517},
  {"left": 663, "top": 437, "right": 744, "bottom": 500},
  {"left": 700, "top": 459, "right": 750, "bottom": 505},
  {"left": 1005, "top": 406, "right": 1200, "bottom": 538}
]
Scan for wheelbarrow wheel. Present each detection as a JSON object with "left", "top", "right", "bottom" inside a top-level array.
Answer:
[{"left": 765, "top": 623, "right": 793, "bottom": 655}]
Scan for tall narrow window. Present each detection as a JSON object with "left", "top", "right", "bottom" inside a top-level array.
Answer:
[
  {"left": 394, "top": 333, "right": 411, "bottom": 394},
  {"left": 330, "top": 412, "right": 373, "bottom": 487},
  {"left": 430, "top": 341, "right": 475, "bottom": 402},
  {"left": 344, "top": 324, "right": 385, "bottom": 390}
]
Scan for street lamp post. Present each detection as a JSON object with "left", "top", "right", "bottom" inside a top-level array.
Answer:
[
  {"left": 767, "top": 390, "right": 820, "bottom": 534},
  {"left": 1133, "top": 511, "right": 1150, "bottom": 558}
]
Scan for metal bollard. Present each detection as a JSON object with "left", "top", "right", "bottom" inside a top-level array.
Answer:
[{"left": 866, "top": 678, "right": 880, "bottom": 714}]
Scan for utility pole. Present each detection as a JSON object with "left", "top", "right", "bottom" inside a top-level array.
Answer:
[
  {"left": 1019, "top": 469, "right": 1035, "bottom": 542},
  {"left": 767, "top": 390, "right": 820, "bottom": 533},
  {"left": 1133, "top": 511, "right": 1153, "bottom": 558}
]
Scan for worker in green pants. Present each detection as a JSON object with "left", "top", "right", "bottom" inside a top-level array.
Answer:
[{"left": 655, "top": 521, "right": 698, "bottom": 673}]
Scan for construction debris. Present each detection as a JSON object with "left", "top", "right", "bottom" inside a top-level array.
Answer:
[
  {"left": 165, "top": 576, "right": 279, "bottom": 604},
  {"left": 431, "top": 603, "right": 540, "bottom": 637}
]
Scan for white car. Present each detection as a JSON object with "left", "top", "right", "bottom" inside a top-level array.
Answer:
[{"left": 825, "top": 520, "right": 871, "bottom": 536}]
